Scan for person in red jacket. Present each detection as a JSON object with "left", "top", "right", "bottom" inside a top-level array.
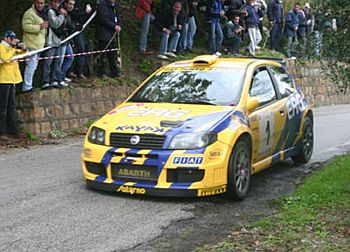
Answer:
[{"left": 136, "top": 0, "right": 155, "bottom": 55}]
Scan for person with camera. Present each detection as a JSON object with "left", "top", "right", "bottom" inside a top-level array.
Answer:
[
  {"left": 0, "top": 31, "right": 27, "bottom": 140},
  {"left": 22, "top": 0, "right": 48, "bottom": 93},
  {"left": 224, "top": 15, "right": 244, "bottom": 55},
  {"left": 41, "top": 0, "right": 67, "bottom": 89}
]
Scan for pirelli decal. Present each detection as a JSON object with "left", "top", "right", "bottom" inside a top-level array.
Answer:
[{"left": 197, "top": 185, "right": 226, "bottom": 197}]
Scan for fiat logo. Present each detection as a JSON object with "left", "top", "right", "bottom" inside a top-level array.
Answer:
[{"left": 130, "top": 135, "right": 140, "bottom": 145}]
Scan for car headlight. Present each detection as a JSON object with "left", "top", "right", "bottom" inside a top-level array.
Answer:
[
  {"left": 88, "top": 127, "right": 105, "bottom": 145},
  {"left": 169, "top": 132, "right": 217, "bottom": 149}
]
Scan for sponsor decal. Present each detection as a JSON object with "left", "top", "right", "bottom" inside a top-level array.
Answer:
[
  {"left": 173, "top": 156, "right": 203, "bottom": 165},
  {"left": 108, "top": 103, "right": 144, "bottom": 115},
  {"left": 198, "top": 185, "right": 226, "bottom": 197},
  {"left": 287, "top": 93, "right": 306, "bottom": 119},
  {"left": 208, "top": 150, "right": 222, "bottom": 159},
  {"left": 117, "top": 185, "right": 146, "bottom": 195},
  {"left": 118, "top": 168, "right": 151, "bottom": 178},
  {"left": 128, "top": 108, "right": 190, "bottom": 118},
  {"left": 116, "top": 125, "right": 165, "bottom": 133}
]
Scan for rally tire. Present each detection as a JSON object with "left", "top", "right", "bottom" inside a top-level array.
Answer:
[
  {"left": 292, "top": 116, "right": 314, "bottom": 164},
  {"left": 226, "top": 141, "right": 251, "bottom": 201}
]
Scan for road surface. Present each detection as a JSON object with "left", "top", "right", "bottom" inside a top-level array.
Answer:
[{"left": 1, "top": 104, "right": 350, "bottom": 252}]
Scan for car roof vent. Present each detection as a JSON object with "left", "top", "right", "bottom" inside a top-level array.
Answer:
[{"left": 192, "top": 55, "right": 218, "bottom": 66}]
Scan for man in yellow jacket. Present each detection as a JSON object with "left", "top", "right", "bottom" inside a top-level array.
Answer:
[{"left": 0, "top": 31, "right": 27, "bottom": 139}]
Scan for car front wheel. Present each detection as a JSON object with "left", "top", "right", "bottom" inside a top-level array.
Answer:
[{"left": 226, "top": 141, "right": 251, "bottom": 200}]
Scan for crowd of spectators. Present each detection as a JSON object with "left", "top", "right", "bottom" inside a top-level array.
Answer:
[{"left": 0, "top": 0, "right": 340, "bottom": 139}]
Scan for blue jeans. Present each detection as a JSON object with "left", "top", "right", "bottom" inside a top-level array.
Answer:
[
  {"left": 22, "top": 50, "right": 40, "bottom": 91},
  {"left": 270, "top": 23, "right": 283, "bottom": 51},
  {"left": 159, "top": 30, "right": 180, "bottom": 54},
  {"left": 60, "top": 43, "right": 74, "bottom": 81},
  {"left": 209, "top": 21, "right": 223, "bottom": 53},
  {"left": 73, "top": 33, "right": 85, "bottom": 75},
  {"left": 187, "top": 16, "right": 197, "bottom": 49},
  {"left": 140, "top": 13, "right": 155, "bottom": 52},
  {"left": 42, "top": 46, "right": 61, "bottom": 84},
  {"left": 178, "top": 22, "right": 189, "bottom": 51}
]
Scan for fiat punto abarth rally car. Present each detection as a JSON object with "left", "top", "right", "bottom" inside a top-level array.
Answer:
[{"left": 82, "top": 55, "right": 313, "bottom": 200}]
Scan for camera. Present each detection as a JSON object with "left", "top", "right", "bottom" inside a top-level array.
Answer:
[{"left": 15, "top": 42, "right": 26, "bottom": 50}]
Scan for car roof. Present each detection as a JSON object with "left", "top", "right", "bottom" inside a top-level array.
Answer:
[{"left": 164, "top": 55, "right": 283, "bottom": 70}]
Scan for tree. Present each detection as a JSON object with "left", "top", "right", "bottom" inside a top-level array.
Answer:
[{"left": 315, "top": 0, "right": 350, "bottom": 93}]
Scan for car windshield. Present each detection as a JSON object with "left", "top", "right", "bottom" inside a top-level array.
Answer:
[{"left": 128, "top": 69, "right": 244, "bottom": 106}]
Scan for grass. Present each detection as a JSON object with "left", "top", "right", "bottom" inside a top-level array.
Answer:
[{"left": 198, "top": 154, "right": 350, "bottom": 251}]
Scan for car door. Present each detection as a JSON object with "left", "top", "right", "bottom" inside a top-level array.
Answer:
[
  {"left": 269, "top": 66, "right": 306, "bottom": 151},
  {"left": 248, "top": 67, "right": 287, "bottom": 163}
]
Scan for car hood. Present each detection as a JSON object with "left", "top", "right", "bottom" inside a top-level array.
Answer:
[{"left": 97, "top": 102, "right": 235, "bottom": 135}]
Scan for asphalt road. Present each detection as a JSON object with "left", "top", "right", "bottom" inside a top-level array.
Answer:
[{"left": 1, "top": 104, "right": 350, "bottom": 252}]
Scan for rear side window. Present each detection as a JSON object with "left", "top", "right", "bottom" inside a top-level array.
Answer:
[{"left": 270, "top": 67, "right": 294, "bottom": 98}]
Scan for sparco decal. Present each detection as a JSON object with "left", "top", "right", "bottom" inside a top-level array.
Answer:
[
  {"left": 128, "top": 108, "right": 190, "bottom": 118},
  {"left": 116, "top": 125, "right": 165, "bottom": 133},
  {"left": 117, "top": 185, "right": 146, "bottom": 195}
]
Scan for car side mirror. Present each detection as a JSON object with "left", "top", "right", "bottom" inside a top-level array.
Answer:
[{"left": 246, "top": 97, "right": 260, "bottom": 113}]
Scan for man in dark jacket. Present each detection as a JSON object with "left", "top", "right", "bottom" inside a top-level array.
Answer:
[
  {"left": 154, "top": 1, "right": 183, "bottom": 59},
  {"left": 225, "top": 0, "right": 248, "bottom": 20},
  {"left": 96, "top": 0, "right": 121, "bottom": 78},
  {"left": 297, "top": 8, "right": 307, "bottom": 56},
  {"left": 267, "top": 0, "right": 283, "bottom": 51},
  {"left": 285, "top": 3, "right": 300, "bottom": 58},
  {"left": 207, "top": 0, "right": 225, "bottom": 55},
  {"left": 69, "top": 0, "right": 92, "bottom": 79}
]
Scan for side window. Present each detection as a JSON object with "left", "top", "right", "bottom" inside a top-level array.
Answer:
[
  {"left": 250, "top": 68, "right": 277, "bottom": 106},
  {"left": 270, "top": 67, "right": 294, "bottom": 98}
]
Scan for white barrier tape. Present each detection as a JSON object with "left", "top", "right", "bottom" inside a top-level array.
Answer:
[
  {"left": 8, "top": 11, "right": 97, "bottom": 62},
  {"left": 11, "top": 48, "right": 119, "bottom": 63}
]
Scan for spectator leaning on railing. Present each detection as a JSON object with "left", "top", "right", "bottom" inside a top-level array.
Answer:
[
  {"left": 0, "top": 31, "right": 27, "bottom": 140},
  {"left": 22, "top": 0, "right": 48, "bottom": 93}
]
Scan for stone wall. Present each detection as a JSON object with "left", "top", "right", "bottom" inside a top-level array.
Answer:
[
  {"left": 17, "top": 85, "right": 134, "bottom": 136},
  {"left": 287, "top": 60, "right": 350, "bottom": 106},
  {"left": 17, "top": 60, "right": 350, "bottom": 136}
]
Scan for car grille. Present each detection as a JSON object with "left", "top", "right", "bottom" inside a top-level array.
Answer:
[
  {"left": 111, "top": 163, "right": 158, "bottom": 183},
  {"left": 109, "top": 133, "right": 166, "bottom": 149}
]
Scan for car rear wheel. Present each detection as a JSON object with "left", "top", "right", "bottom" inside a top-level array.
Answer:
[
  {"left": 226, "top": 141, "right": 251, "bottom": 200},
  {"left": 292, "top": 116, "right": 314, "bottom": 164}
]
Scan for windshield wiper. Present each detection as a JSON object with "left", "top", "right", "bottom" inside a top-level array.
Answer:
[{"left": 173, "top": 99, "right": 218, "bottom": 105}]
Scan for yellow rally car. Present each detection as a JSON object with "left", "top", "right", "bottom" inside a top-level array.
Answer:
[{"left": 82, "top": 55, "right": 313, "bottom": 200}]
